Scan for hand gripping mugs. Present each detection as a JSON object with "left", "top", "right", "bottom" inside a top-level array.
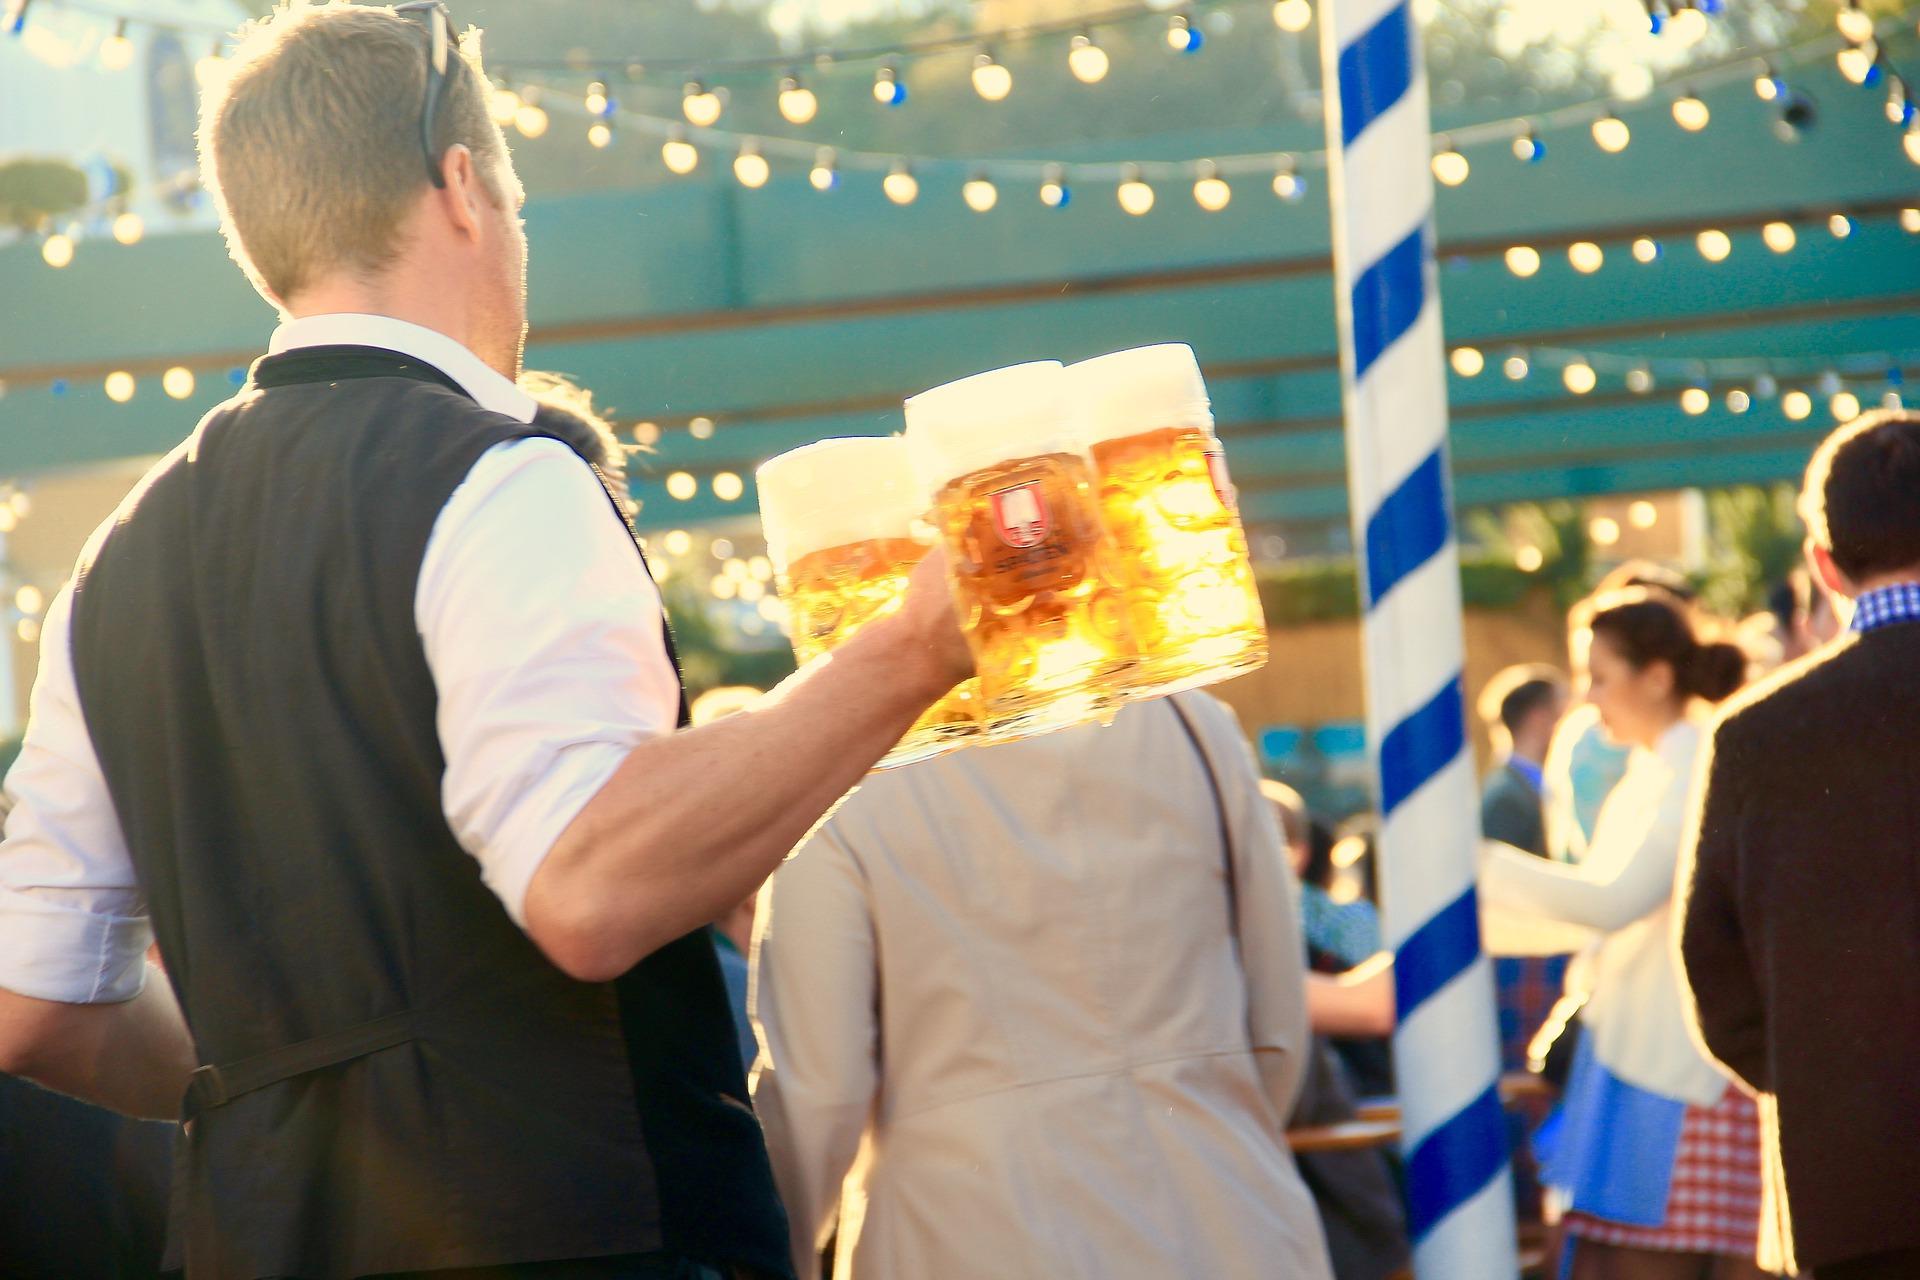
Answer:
[
  {"left": 1063, "top": 344, "right": 1267, "bottom": 697},
  {"left": 903, "top": 361, "right": 1135, "bottom": 740},
  {"left": 756, "top": 436, "right": 981, "bottom": 767}
]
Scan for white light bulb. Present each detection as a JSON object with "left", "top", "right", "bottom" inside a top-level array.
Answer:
[
  {"left": 1837, "top": 4, "right": 1875, "bottom": 44},
  {"left": 1668, "top": 6, "right": 1708, "bottom": 45},
  {"left": 1068, "top": 35, "right": 1109, "bottom": 84},
  {"left": 1431, "top": 148, "right": 1469, "bottom": 187},
  {"left": 971, "top": 54, "right": 1012, "bottom": 102},
  {"left": 1118, "top": 175, "right": 1155, "bottom": 216},
  {"left": 1696, "top": 229, "right": 1732, "bottom": 262},
  {"left": 163, "top": 366, "right": 195, "bottom": 399},
  {"left": 1726, "top": 389, "right": 1751, "bottom": 414},
  {"left": 99, "top": 29, "right": 133, "bottom": 71},
  {"left": 1680, "top": 386, "right": 1710, "bottom": 415},
  {"left": 1193, "top": 175, "right": 1232, "bottom": 211},
  {"left": 1504, "top": 355, "right": 1530, "bottom": 380},
  {"left": 40, "top": 232, "right": 73, "bottom": 269},
  {"left": 1505, "top": 245, "right": 1541, "bottom": 277},
  {"left": 112, "top": 211, "right": 144, "bottom": 245},
  {"left": 1450, "top": 347, "right": 1484, "bottom": 377},
  {"left": 1837, "top": 44, "right": 1875, "bottom": 86},
  {"left": 733, "top": 148, "right": 769, "bottom": 189},
  {"left": 1762, "top": 221, "right": 1796, "bottom": 253},
  {"left": 682, "top": 83, "right": 723, "bottom": 127},
  {"left": 810, "top": 149, "right": 838, "bottom": 191},
  {"left": 1831, "top": 391, "right": 1861, "bottom": 420},
  {"left": 1905, "top": 128, "right": 1920, "bottom": 166},
  {"left": 1563, "top": 363, "right": 1597, "bottom": 395},
  {"left": 778, "top": 78, "right": 818, "bottom": 125},
  {"left": 1829, "top": 213, "right": 1854, "bottom": 238},
  {"left": 662, "top": 136, "right": 699, "bottom": 175},
  {"left": 490, "top": 86, "right": 521, "bottom": 126},
  {"left": 584, "top": 82, "right": 608, "bottom": 116},
  {"left": 587, "top": 122, "right": 612, "bottom": 149},
  {"left": 963, "top": 176, "right": 999, "bottom": 212},
  {"left": 1627, "top": 367, "right": 1654, "bottom": 394},
  {"left": 1782, "top": 390, "right": 1812, "bottom": 420},
  {"left": 713, "top": 472, "right": 744, "bottom": 502},
  {"left": 1568, "top": 241, "right": 1603, "bottom": 274},
  {"left": 666, "top": 472, "right": 697, "bottom": 500},
  {"left": 513, "top": 103, "right": 549, "bottom": 138},
  {"left": 1592, "top": 114, "right": 1631, "bottom": 153},
  {"left": 104, "top": 371, "right": 135, "bottom": 403},
  {"left": 1272, "top": 168, "right": 1303, "bottom": 201},
  {"left": 1901, "top": 207, "right": 1920, "bottom": 232},
  {"left": 1272, "top": 0, "right": 1312, "bottom": 33},
  {"left": 1632, "top": 236, "right": 1660, "bottom": 263},
  {"left": 883, "top": 166, "right": 919, "bottom": 205},
  {"left": 1672, "top": 94, "right": 1709, "bottom": 131}
]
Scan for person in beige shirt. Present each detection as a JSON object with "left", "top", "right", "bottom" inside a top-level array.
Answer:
[{"left": 750, "top": 691, "right": 1336, "bottom": 1280}]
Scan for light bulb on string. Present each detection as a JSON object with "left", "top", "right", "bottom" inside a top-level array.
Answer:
[
  {"left": 513, "top": 87, "right": 548, "bottom": 138},
  {"left": 1887, "top": 81, "right": 1910, "bottom": 124},
  {"left": 1886, "top": 389, "right": 1906, "bottom": 410},
  {"left": 40, "top": 230, "right": 73, "bottom": 269},
  {"left": 688, "top": 416, "right": 716, "bottom": 441},
  {"left": 1067, "top": 33, "right": 1109, "bottom": 84},
  {"left": 104, "top": 371, "right": 135, "bottom": 404},
  {"left": 1568, "top": 241, "right": 1603, "bottom": 274},
  {"left": 1837, "top": 42, "right": 1875, "bottom": 86},
  {"left": 1564, "top": 362, "right": 1597, "bottom": 395},
  {"left": 1754, "top": 65, "right": 1782, "bottom": 102},
  {"left": 1592, "top": 110, "right": 1631, "bottom": 153},
  {"left": 584, "top": 81, "right": 610, "bottom": 117},
  {"left": 490, "top": 80, "right": 521, "bottom": 125},
  {"left": 1431, "top": 139, "right": 1469, "bottom": 187},
  {"left": 777, "top": 74, "right": 818, "bottom": 125},
  {"left": 1902, "top": 207, "right": 1920, "bottom": 232},
  {"left": 873, "top": 61, "right": 906, "bottom": 106},
  {"left": 1905, "top": 121, "right": 1920, "bottom": 165},
  {"left": 809, "top": 147, "right": 839, "bottom": 191},
  {"left": 1626, "top": 366, "right": 1655, "bottom": 394},
  {"left": 971, "top": 51, "right": 1012, "bottom": 102},
  {"left": 1504, "top": 354, "right": 1530, "bottom": 381},
  {"left": 1762, "top": 221, "right": 1796, "bottom": 253},
  {"left": 195, "top": 39, "right": 228, "bottom": 88},
  {"left": 1668, "top": 5, "right": 1708, "bottom": 45},
  {"left": 733, "top": 143, "right": 769, "bottom": 189},
  {"left": 713, "top": 472, "right": 744, "bottom": 503},
  {"left": 1040, "top": 164, "right": 1071, "bottom": 209},
  {"left": 1831, "top": 390, "right": 1862, "bottom": 420},
  {"left": 112, "top": 211, "right": 143, "bottom": 245},
  {"left": 883, "top": 161, "right": 918, "bottom": 206},
  {"left": 665, "top": 472, "right": 697, "bottom": 501},
  {"left": 1829, "top": 213, "right": 1854, "bottom": 237},
  {"left": 1166, "top": 13, "right": 1202, "bottom": 53},
  {"left": 1450, "top": 347, "right": 1485, "bottom": 377},
  {"left": 1272, "top": 0, "right": 1312, "bottom": 33},
  {"left": 1783, "top": 389, "right": 1812, "bottom": 420},
  {"left": 1680, "top": 385, "right": 1710, "bottom": 415},
  {"left": 587, "top": 121, "right": 613, "bottom": 149},
  {"left": 99, "top": 18, "right": 132, "bottom": 70},
  {"left": 963, "top": 172, "right": 999, "bottom": 213},
  {"left": 1726, "top": 388, "right": 1751, "bottom": 413},
  {"left": 1632, "top": 236, "right": 1661, "bottom": 263},
  {"left": 661, "top": 129, "right": 699, "bottom": 175},
  {"left": 1696, "top": 228, "right": 1732, "bottom": 262},
  {"left": 1672, "top": 90, "right": 1709, "bottom": 131},
  {"left": 1271, "top": 158, "right": 1305, "bottom": 202},
  {"left": 1192, "top": 160, "right": 1231, "bottom": 212},
  {"left": 682, "top": 80, "right": 723, "bottom": 127},
  {"left": 1512, "top": 129, "right": 1545, "bottom": 163},
  {"left": 1505, "top": 245, "right": 1541, "bottom": 277},
  {"left": 1117, "top": 165, "right": 1155, "bottom": 216},
  {"left": 1837, "top": 2, "right": 1875, "bottom": 46},
  {"left": 163, "top": 367, "right": 195, "bottom": 400}
]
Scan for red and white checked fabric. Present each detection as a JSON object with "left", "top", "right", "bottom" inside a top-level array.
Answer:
[{"left": 1566, "top": 1084, "right": 1763, "bottom": 1257}]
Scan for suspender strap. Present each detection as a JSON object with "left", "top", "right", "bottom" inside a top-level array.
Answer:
[
  {"left": 184, "top": 1009, "right": 415, "bottom": 1123},
  {"left": 1163, "top": 692, "right": 1240, "bottom": 922}
]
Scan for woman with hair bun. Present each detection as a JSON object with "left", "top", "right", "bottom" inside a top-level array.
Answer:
[{"left": 1479, "top": 587, "right": 1766, "bottom": 1280}]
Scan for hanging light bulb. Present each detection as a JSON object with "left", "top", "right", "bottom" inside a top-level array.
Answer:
[
  {"left": 883, "top": 161, "right": 919, "bottom": 205},
  {"left": 1831, "top": 390, "right": 1862, "bottom": 420},
  {"left": 1668, "top": 5, "right": 1708, "bottom": 45},
  {"left": 1040, "top": 163, "right": 1071, "bottom": 209},
  {"left": 513, "top": 88, "right": 549, "bottom": 139},
  {"left": 1902, "top": 207, "right": 1920, "bottom": 232},
  {"left": 1782, "top": 389, "right": 1812, "bottom": 420},
  {"left": 1563, "top": 362, "right": 1598, "bottom": 395},
  {"left": 99, "top": 17, "right": 133, "bottom": 70},
  {"left": 1450, "top": 347, "right": 1485, "bottom": 377},
  {"left": 1829, "top": 213, "right": 1854, "bottom": 237},
  {"left": 778, "top": 73, "right": 818, "bottom": 125},
  {"left": 163, "top": 366, "right": 195, "bottom": 399},
  {"left": 1680, "top": 385, "right": 1711, "bottom": 415},
  {"left": 584, "top": 81, "right": 610, "bottom": 117},
  {"left": 1837, "top": 1, "right": 1875, "bottom": 46},
  {"left": 1837, "top": 42, "right": 1876, "bottom": 86},
  {"left": 111, "top": 210, "right": 144, "bottom": 245},
  {"left": 1905, "top": 121, "right": 1920, "bottom": 165},
  {"left": 1166, "top": 13, "right": 1202, "bottom": 53},
  {"left": 1762, "top": 221, "right": 1796, "bottom": 253},
  {"left": 963, "top": 172, "right": 999, "bottom": 212},
  {"left": 1272, "top": 158, "right": 1305, "bottom": 202},
  {"left": 587, "top": 121, "right": 613, "bottom": 148},
  {"left": 733, "top": 142, "right": 769, "bottom": 189},
  {"left": 1117, "top": 165, "right": 1155, "bottom": 216},
  {"left": 1672, "top": 90, "right": 1710, "bottom": 131},
  {"left": 873, "top": 61, "right": 906, "bottom": 106},
  {"left": 1753, "top": 65, "right": 1782, "bottom": 102},
  {"left": 490, "top": 80, "right": 522, "bottom": 126},
  {"left": 1273, "top": 0, "right": 1312, "bottom": 32},
  {"left": 1505, "top": 245, "right": 1541, "bottom": 277},
  {"left": 1592, "top": 111, "right": 1631, "bottom": 153},
  {"left": 666, "top": 472, "right": 697, "bottom": 500},
  {"left": 1512, "top": 129, "right": 1545, "bottom": 163},
  {"left": 1696, "top": 228, "right": 1732, "bottom": 262},
  {"left": 809, "top": 147, "right": 839, "bottom": 191},
  {"left": 1431, "top": 139, "right": 1469, "bottom": 187},
  {"left": 661, "top": 129, "right": 699, "bottom": 175},
  {"left": 682, "top": 80, "right": 723, "bottom": 127},
  {"left": 971, "top": 51, "right": 1012, "bottom": 102},
  {"left": 1626, "top": 366, "right": 1655, "bottom": 394},
  {"left": 195, "top": 38, "right": 228, "bottom": 88},
  {"left": 1504, "top": 354, "right": 1530, "bottom": 381},
  {"left": 104, "top": 371, "right": 136, "bottom": 403},
  {"left": 1632, "top": 236, "right": 1661, "bottom": 263},
  {"left": 1192, "top": 160, "right": 1231, "bottom": 211},
  {"left": 1067, "top": 32, "right": 1109, "bottom": 84},
  {"left": 1726, "top": 388, "right": 1752, "bottom": 413},
  {"left": 1568, "top": 241, "right": 1604, "bottom": 274},
  {"left": 40, "top": 230, "right": 73, "bottom": 269}
]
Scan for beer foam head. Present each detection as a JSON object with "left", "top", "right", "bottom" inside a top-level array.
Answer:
[
  {"left": 1063, "top": 343, "right": 1213, "bottom": 446},
  {"left": 756, "top": 436, "right": 924, "bottom": 567},
  {"left": 903, "top": 361, "right": 1072, "bottom": 494}
]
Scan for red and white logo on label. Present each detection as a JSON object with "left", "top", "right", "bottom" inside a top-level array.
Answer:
[
  {"left": 1205, "top": 448, "right": 1237, "bottom": 510},
  {"left": 990, "top": 482, "right": 1052, "bottom": 548}
]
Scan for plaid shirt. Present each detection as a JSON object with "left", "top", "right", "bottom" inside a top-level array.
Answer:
[{"left": 1851, "top": 581, "right": 1920, "bottom": 634}]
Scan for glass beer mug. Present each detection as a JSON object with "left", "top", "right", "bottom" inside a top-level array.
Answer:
[
  {"left": 1063, "top": 344, "right": 1267, "bottom": 699},
  {"left": 757, "top": 436, "right": 980, "bottom": 767},
  {"left": 903, "top": 361, "right": 1134, "bottom": 740}
]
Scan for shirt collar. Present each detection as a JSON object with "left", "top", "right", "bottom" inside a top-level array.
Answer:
[
  {"left": 268, "top": 314, "right": 537, "bottom": 424},
  {"left": 1850, "top": 581, "right": 1920, "bottom": 635}
]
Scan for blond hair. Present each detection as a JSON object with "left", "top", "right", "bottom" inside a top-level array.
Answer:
[{"left": 199, "top": 2, "right": 508, "bottom": 304}]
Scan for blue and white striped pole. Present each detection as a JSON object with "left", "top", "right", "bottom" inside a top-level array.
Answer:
[{"left": 1318, "top": 2, "right": 1517, "bottom": 1275}]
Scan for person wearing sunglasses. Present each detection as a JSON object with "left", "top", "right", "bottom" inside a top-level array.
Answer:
[{"left": 0, "top": 6, "right": 970, "bottom": 1279}]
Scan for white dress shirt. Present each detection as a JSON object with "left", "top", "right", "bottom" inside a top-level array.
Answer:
[{"left": 0, "top": 314, "right": 680, "bottom": 1004}]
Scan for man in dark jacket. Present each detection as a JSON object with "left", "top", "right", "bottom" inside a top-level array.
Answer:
[{"left": 1678, "top": 409, "right": 1920, "bottom": 1280}]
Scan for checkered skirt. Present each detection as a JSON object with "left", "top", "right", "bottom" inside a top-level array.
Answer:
[{"left": 1565, "top": 1083, "right": 1762, "bottom": 1257}]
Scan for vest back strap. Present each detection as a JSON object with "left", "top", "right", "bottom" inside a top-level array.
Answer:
[{"left": 184, "top": 1010, "right": 415, "bottom": 1123}]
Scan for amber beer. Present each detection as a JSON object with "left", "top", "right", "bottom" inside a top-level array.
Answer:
[
  {"left": 1064, "top": 344, "right": 1267, "bottom": 698},
  {"left": 756, "top": 438, "right": 980, "bottom": 767},
  {"left": 904, "top": 361, "right": 1133, "bottom": 739}
]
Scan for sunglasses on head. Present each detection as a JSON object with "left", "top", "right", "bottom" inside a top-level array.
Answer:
[{"left": 394, "top": 1, "right": 453, "bottom": 188}]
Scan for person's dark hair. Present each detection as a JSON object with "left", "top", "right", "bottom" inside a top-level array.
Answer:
[
  {"left": 1593, "top": 558, "right": 1697, "bottom": 602},
  {"left": 1799, "top": 409, "right": 1920, "bottom": 583},
  {"left": 1575, "top": 586, "right": 1745, "bottom": 704},
  {"left": 1476, "top": 663, "right": 1566, "bottom": 737}
]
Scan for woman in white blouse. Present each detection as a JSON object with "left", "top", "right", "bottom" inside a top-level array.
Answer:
[{"left": 1480, "top": 587, "right": 1767, "bottom": 1280}]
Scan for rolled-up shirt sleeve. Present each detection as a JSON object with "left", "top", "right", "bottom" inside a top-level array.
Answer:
[
  {"left": 419, "top": 438, "right": 681, "bottom": 928},
  {"left": 0, "top": 584, "right": 152, "bottom": 1004}
]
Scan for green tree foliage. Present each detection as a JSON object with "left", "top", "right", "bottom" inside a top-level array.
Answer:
[{"left": 0, "top": 158, "right": 90, "bottom": 231}]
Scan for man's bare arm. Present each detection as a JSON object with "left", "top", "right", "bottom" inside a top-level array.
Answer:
[
  {"left": 0, "top": 973, "right": 195, "bottom": 1120},
  {"left": 524, "top": 553, "right": 971, "bottom": 981}
]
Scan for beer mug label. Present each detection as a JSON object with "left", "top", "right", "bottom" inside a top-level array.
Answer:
[
  {"left": 990, "top": 482, "right": 1053, "bottom": 549},
  {"left": 1205, "top": 448, "right": 1237, "bottom": 510}
]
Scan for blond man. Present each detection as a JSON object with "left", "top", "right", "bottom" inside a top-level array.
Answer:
[{"left": 0, "top": 6, "right": 968, "bottom": 1278}]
